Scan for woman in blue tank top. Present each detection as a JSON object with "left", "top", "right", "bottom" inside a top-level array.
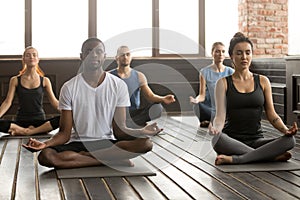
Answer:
[
  {"left": 210, "top": 32, "right": 297, "bottom": 165},
  {"left": 190, "top": 42, "right": 234, "bottom": 128},
  {"left": 0, "top": 47, "right": 60, "bottom": 135}
]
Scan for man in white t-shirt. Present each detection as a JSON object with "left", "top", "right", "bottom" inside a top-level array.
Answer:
[{"left": 23, "top": 38, "right": 162, "bottom": 168}]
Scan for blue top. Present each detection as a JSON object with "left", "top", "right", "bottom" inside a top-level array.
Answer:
[
  {"left": 200, "top": 65, "right": 234, "bottom": 113},
  {"left": 16, "top": 76, "right": 46, "bottom": 121},
  {"left": 110, "top": 69, "right": 140, "bottom": 110}
]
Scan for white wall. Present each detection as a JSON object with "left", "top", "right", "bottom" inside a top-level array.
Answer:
[{"left": 288, "top": 0, "right": 300, "bottom": 55}]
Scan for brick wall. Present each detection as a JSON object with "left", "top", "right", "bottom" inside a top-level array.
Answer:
[{"left": 238, "top": 0, "right": 288, "bottom": 58}]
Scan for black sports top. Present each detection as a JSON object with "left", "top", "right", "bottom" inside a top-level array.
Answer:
[
  {"left": 16, "top": 76, "right": 46, "bottom": 121},
  {"left": 222, "top": 74, "right": 264, "bottom": 142}
]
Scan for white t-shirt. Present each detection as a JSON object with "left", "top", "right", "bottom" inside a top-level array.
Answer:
[{"left": 59, "top": 72, "right": 130, "bottom": 142}]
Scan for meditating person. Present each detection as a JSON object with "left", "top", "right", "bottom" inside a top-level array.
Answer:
[
  {"left": 190, "top": 42, "right": 234, "bottom": 128},
  {"left": 0, "top": 46, "right": 60, "bottom": 136},
  {"left": 23, "top": 38, "right": 162, "bottom": 169},
  {"left": 110, "top": 45, "right": 176, "bottom": 128},
  {"left": 210, "top": 32, "right": 297, "bottom": 165}
]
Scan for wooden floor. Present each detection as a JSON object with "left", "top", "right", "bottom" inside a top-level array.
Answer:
[{"left": 0, "top": 114, "right": 299, "bottom": 200}]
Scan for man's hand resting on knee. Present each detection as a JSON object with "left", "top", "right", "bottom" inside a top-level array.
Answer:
[
  {"left": 142, "top": 122, "right": 163, "bottom": 136},
  {"left": 22, "top": 138, "right": 47, "bottom": 152}
]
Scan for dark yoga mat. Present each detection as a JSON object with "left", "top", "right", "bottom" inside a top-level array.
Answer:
[
  {"left": 56, "top": 157, "right": 156, "bottom": 178},
  {"left": 0, "top": 131, "right": 53, "bottom": 139},
  {"left": 211, "top": 156, "right": 300, "bottom": 172}
]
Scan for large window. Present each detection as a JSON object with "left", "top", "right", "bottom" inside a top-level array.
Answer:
[
  {"left": 205, "top": 0, "right": 238, "bottom": 57},
  {"left": 0, "top": 0, "right": 239, "bottom": 58},
  {"left": 97, "top": 0, "right": 152, "bottom": 57},
  {"left": 288, "top": 0, "right": 300, "bottom": 55},
  {"left": 159, "top": 0, "right": 199, "bottom": 55},
  {"left": 0, "top": 0, "right": 24, "bottom": 55},
  {"left": 32, "top": 0, "right": 88, "bottom": 58}
]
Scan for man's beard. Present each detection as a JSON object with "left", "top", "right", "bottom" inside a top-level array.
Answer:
[{"left": 120, "top": 62, "right": 129, "bottom": 67}]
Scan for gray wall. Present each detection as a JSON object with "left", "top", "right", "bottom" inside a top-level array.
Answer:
[{"left": 0, "top": 57, "right": 287, "bottom": 123}]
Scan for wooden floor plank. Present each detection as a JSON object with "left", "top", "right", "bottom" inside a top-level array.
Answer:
[
  {"left": 1, "top": 115, "right": 299, "bottom": 200},
  {"left": 60, "top": 178, "right": 88, "bottom": 200},
  {"left": 251, "top": 171, "right": 300, "bottom": 199},
  {"left": 191, "top": 160, "right": 271, "bottom": 200},
  {"left": 0, "top": 139, "right": 20, "bottom": 200},
  {"left": 125, "top": 176, "right": 166, "bottom": 200},
  {"left": 38, "top": 165, "right": 62, "bottom": 200},
  {"left": 143, "top": 163, "right": 193, "bottom": 200},
  {"left": 29, "top": 137, "right": 63, "bottom": 200},
  {"left": 290, "top": 170, "right": 300, "bottom": 177},
  {"left": 151, "top": 147, "right": 243, "bottom": 200},
  {"left": 0, "top": 139, "right": 6, "bottom": 159},
  {"left": 270, "top": 171, "right": 300, "bottom": 187},
  {"left": 82, "top": 178, "right": 112, "bottom": 200},
  {"left": 231, "top": 172, "right": 299, "bottom": 200},
  {"left": 104, "top": 177, "right": 140, "bottom": 200},
  {"left": 143, "top": 151, "right": 218, "bottom": 199},
  {"left": 152, "top": 132, "right": 271, "bottom": 200},
  {"left": 157, "top": 116, "right": 300, "bottom": 200},
  {"left": 15, "top": 141, "right": 37, "bottom": 200}
]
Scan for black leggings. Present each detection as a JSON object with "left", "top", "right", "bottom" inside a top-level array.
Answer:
[
  {"left": 127, "top": 103, "right": 163, "bottom": 127},
  {"left": 212, "top": 133, "right": 296, "bottom": 164},
  {"left": 50, "top": 140, "right": 118, "bottom": 153},
  {"left": 0, "top": 116, "right": 60, "bottom": 133}
]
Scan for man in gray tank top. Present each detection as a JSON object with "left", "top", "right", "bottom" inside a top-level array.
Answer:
[{"left": 110, "top": 46, "right": 176, "bottom": 128}]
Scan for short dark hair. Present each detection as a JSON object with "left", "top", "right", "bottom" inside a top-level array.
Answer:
[
  {"left": 228, "top": 32, "right": 253, "bottom": 57},
  {"left": 81, "top": 38, "right": 105, "bottom": 53},
  {"left": 116, "top": 45, "right": 129, "bottom": 56}
]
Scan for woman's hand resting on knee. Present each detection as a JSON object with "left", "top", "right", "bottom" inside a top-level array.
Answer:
[{"left": 284, "top": 122, "right": 298, "bottom": 136}]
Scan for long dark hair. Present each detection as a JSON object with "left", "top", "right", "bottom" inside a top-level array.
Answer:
[{"left": 228, "top": 32, "right": 253, "bottom": 57}]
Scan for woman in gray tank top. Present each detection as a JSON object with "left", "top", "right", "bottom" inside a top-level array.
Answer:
[{"left": 210, "top": 32, "right": 297, "bottom": 165}]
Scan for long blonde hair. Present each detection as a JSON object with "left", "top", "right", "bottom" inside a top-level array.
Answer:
[{"left": 19, "top": 46, "right": 45, "bottom": 77}]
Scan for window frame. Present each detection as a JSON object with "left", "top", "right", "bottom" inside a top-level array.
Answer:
[
  {"left": 153, "top": 0, "right": 205, "bottom": 57},
  {"left": 3, "top": 0, "right": 205, "bottom": 58}
]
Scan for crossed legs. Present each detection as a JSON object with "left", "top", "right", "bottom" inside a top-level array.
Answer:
[
  {"left": 9, "top": 122, "right": 53, "bottom": 136},
  {"left": 3, "top": 116, "right": 60, "bottom": 136},
  {"left": 212, "top": 133, "right": 296, "bottom": 165},
  {"left": 38, "top": 138, "right": 153, "bottom": 169}
]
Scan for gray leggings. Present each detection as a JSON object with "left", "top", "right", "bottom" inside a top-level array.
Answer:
[{"left": 212, "top": 133, "right": 296, "bottom": 164}]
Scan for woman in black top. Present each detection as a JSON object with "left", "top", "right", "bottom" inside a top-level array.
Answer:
[
  {"left": 0, "top": 46, "right": 60, "bottom": 135},
  {"left": 210, "top": 32, "right": 297, "bottom": 165}
]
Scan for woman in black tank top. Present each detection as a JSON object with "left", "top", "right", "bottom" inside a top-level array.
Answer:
[
  {"left": 210, "top": 32, "right": 297, "bottom": 165},
  {"left": 0, "top": 47, "right": 60, "bottom": 136}
]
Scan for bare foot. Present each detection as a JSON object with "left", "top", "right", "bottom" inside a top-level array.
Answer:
[
  {"left": 9, "top": 127, "right": 27, "bottom": 136},
  {"left": 275, "top": 152, "right": 292, "bottom": 162},
  {"left": 215, "top": 155, "right": 233, "bottom": 165}
]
